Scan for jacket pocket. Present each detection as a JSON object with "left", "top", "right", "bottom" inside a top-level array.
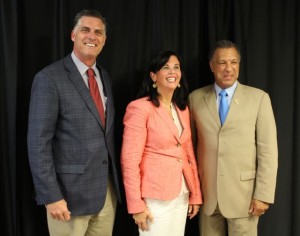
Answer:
[
  {"left": 55, "top": 164, "right": 84, "bottom": 174},
  {"left": 240, "top": 170, "right": 256, "bottom": 181}
]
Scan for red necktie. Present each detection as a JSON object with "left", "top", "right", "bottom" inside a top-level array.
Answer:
[{"left": 87, "top": 68, "right": 106, "bottom": 127}]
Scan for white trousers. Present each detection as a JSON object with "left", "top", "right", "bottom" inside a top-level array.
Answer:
[{"left": 139, "top": 192, "right": 189, "bottom": 236}]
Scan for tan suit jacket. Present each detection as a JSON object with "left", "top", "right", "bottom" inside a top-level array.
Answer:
[{"left": 189, "top": 82, "right": 278, "bottom": 218}]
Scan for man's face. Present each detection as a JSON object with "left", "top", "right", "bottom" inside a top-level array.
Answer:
[
  {"left": 71, "top": 16, "right": 106, "bottom": 66},
  {"left": 209, "top": 47, "right": 240, "bottom": 89}
]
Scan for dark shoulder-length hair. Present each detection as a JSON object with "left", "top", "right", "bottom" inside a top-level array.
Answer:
[{"left": 137, "top": 50, "right": 189, "bottom": 110}]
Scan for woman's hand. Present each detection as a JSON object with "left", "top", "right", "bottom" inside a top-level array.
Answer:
[
  {"left": 188, "top": 204, "right": 200, "bottom": 219},
  {"left": 133, "top": 208, "right": 154, "bottom": 231}
]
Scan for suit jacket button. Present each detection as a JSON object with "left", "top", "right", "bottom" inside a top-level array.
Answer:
[
  {"left": 177, "top": 158, "right": 182, "bottom": 163},
  {"left": 177, "top": 143, "right": 181, "bottom": 147},
  {"left": 103, "top": 160, "right": 108, "bottom": 165}
]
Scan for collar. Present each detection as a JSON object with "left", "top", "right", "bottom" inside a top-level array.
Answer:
[
  {"left": 214, "top": 81, "right": 238, "bottom": 99},
  {"left": 71, "top": 51, "right": 97, "bottom": 77}
]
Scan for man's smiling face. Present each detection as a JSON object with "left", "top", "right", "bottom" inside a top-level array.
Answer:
[
  {"left": 71, "top": 16, "right": 106, "bottom": 67},
  {"left": 209, "top": 47, "right": 240, "bottom": 89}
]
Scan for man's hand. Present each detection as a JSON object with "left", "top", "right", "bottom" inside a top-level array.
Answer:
[
  {"left": 249, "top": 199, "right": 269, "bottom": 216},
  {"left": 46, "top": 199, "right": 71, "bottom": 221}
]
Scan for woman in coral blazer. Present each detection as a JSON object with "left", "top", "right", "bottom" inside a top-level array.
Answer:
[{"left": 121, "top": 50, "right": 202, "bottom": 236}]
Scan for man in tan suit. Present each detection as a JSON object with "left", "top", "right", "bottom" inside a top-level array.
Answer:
[{"left": 189, "top": 40, "right": 278, "bottom": 236}]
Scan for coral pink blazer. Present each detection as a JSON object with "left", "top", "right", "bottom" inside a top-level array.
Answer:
[{"left": 121, "top": 97, "right": 202, "bottom": 213}]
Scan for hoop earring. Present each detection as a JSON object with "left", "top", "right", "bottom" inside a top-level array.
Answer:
[{"left": 152, "top": 82, "right": 157, "bottom": 88}]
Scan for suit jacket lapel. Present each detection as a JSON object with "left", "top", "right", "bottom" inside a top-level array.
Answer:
[
  {"left": 223, "top": 82, "right": 243, "bottom": 127},
  {"left": 63, "top": 55, "right": 104, "bottom": 129},
  {"left": 203, "top": 86, "right": 221, "bottom": 126},
  {"left": 98, "top": 66, "right": 114, "bottom": 133}
]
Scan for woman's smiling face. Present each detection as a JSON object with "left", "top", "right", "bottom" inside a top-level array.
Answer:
[{"left": 150, "top": 55, "right": 181, "bottom": 93}]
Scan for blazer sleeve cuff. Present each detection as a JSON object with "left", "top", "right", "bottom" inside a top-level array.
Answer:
[{"left": 127, "top": 200, "right": 147, "bottom": 214}]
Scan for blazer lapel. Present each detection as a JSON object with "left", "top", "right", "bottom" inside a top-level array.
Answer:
[
  {"left": 175, "top": 106, "right": 191, "bottom": 141},
  {"left": 64, "top": 55, "right": 104, "bottom": 129},
  {"left": 152, "top": 104, "right": 180, "bottom": 142}
]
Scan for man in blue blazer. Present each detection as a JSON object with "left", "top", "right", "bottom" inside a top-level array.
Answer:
[{"left": 27, "top": 9, "right": 121, "bottom": 236}]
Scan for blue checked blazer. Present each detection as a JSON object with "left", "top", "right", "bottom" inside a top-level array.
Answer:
[{"left": 27, "top": 54, "right": 121, "bottom": 216}]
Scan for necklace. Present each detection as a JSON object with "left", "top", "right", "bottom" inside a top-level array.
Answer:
[
  {"left": 159, "top": 97, "right": 174, "bottom": 120},
  {"left": 170, "top": 103, "right": 175, "bottom": 121},
  {"left": 163, "top": 102, "right": 174, "bottom": 120}
]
